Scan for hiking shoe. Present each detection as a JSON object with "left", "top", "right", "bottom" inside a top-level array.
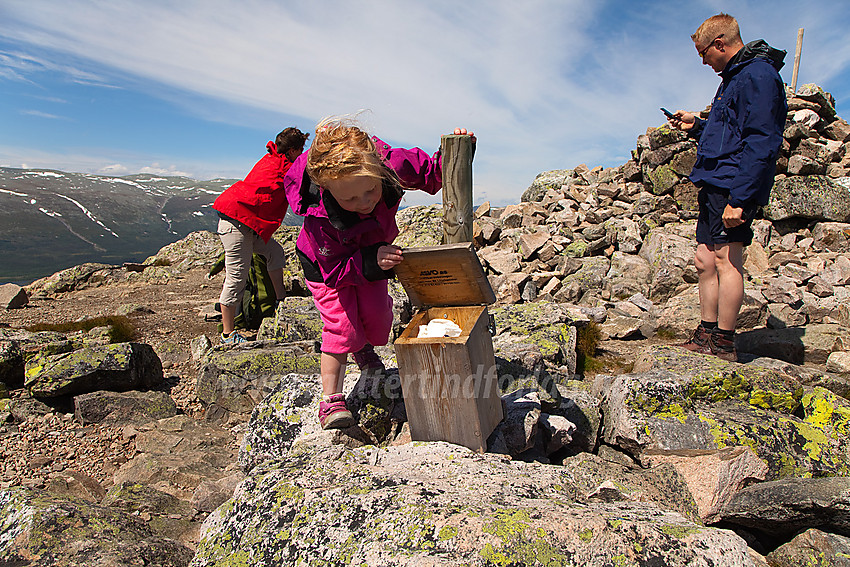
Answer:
[
  {"left": 220, "top": 331, "right": 247, "bottom": 344},
  {"left": 709, "top": 331, "right": 738, "bottom": 362},
  {"left": 678, "top": 324, "right": 712, "bottom": 355},
  {"left": 319, "top": 394, "right": 356, "bottom": 430},
  {"left": 352, "top": 344, "right": 386, "bottom": 373}
]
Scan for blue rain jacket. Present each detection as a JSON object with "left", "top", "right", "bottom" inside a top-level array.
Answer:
[{"left": 689, "top": 40, "right": 788, "bottom": 208}]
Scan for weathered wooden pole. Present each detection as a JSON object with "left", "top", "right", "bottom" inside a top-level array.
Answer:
[
  {"left": 791, "top": 27, "right": 804, "bottom": 93},
  {"left": 440, "top": 134, "right": 474, "bottom": 244}
]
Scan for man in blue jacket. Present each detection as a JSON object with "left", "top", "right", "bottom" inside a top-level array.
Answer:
[{"left": 669, "top": 13, "right": 787, "bottom": 362}]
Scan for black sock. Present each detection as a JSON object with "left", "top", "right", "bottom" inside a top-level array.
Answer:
[
  {"left": 701, "top": 321, "right": 718, "bottom": 331},
  {"left": 714, "top": 327, "right": 735, "bottom": 337}
]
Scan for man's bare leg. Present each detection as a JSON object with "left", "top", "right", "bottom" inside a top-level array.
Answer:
[
  {"left": 714, "top": 242, "right": 745, "bottom": 331},
  {"left": 694, "top": 243, "right": 719, "bottom": 324}
]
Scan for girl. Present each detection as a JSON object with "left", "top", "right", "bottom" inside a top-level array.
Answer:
[{"left": 283, "top": 117, "right": 474, "bottom": 429}]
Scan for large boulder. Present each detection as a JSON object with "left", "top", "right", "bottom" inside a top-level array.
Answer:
[
  {"left": 719, "top": 477, "right": 850, "bottom": 538},
  {"left": 256, "top": 296, "right": 323, "bottom": 342},
  {"left": 0, "top": 488, "right": 193, "bottom": 566},
  {"left": 599, "top": 345, "right": 850, "bottom": 479},
  {"left": 638, "top": 229, "right": 697, "bottom": 301},
  {"left": 25, "top": 262, "right": 114, "bottom": 295},
  {"left": 394, "top": 204, "right": 444, "bottom": 248},
  {"left": 491, "top": 302, "right": 579, "bottom": 376},
  {"left": 765, "top": 176, "right": 850, "bottom": 222},
  {"left": 74, "top": 389, "right": 177, "bottom": 424},
  {"left": 766, "top": 529, "right": 850, "bottom": 567},
  {"left": 736, "top": 323, "right": 850, "bottom": 365},
  {"left": 113, "top": 415, "right": 237, "bottom": 501},
  {"left": 24, "top": 342, "right": 163, "bottom": 398},
  {"left": 521, "top": 169, "right": 573, "bottom": 203},
  {"left": 192, "top": 441, "right": 759, "bottom": 567},
  {"left": 196, "top": 341, "right": 321, "bottom": 417},
  {"left": 143, "top": 229, "right": 223, "bottom": 272},
  {"left": 238, "top": 373, "right": 322, "bottom": 473}
]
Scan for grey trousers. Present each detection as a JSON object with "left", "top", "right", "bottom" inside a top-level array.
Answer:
[{"left": 217, "top": 217, "right": 285, "bottom": 307}]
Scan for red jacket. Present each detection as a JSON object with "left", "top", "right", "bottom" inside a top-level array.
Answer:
[{"left": 212, "top": 141, "right": 294, "bottom": 242}]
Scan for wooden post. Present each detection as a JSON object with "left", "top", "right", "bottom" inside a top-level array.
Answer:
[
  {"left": 791, "top": 27, "right": 804, "bottom": 93},
  {"left": 440, "top": 134, "right": 474, "bottom": 244}
]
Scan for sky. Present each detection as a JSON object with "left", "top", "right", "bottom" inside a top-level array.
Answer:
[{"left": 1, "top": 1, "right": 849, "bottom": 207}]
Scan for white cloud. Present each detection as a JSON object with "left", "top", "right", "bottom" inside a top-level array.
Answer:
[
  {"left": 2, "top": 0, "right": 849, "bottom": 204},
  {"left": 0, "top": 146, "right": 209, "bottom": 180},
  {"left": 21, "top": 109, "right": 66, "bottom": 120}
]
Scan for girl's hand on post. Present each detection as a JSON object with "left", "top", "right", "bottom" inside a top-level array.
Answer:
[
  {"left": 453, "top": 127, "right": 476, "bottom": 143},
  {"left": 377, "top": 245, "right": 404, "bottom": 270}
]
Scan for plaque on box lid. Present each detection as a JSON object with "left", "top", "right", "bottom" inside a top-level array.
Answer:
[{"left": 393, "top": 243, "right": 495, "bottom": 309}]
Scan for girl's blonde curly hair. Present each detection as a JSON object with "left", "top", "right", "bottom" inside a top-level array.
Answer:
[{"left": 306, "top": 116, "right": 389, "bottom": 187}]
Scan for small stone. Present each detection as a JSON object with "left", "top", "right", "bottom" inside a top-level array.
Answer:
[
  {"left": 826, "top": 351, "right": 850, "bottom": 374},
  {"left": 0, "top": 284, "right": 28, "bottom": 309}
]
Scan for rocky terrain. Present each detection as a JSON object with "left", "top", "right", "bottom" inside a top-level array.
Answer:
[{"left": 1, "top": 83, "right": 850, "bottom": 566}]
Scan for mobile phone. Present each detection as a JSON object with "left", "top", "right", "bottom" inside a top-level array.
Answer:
[{"left": 660, "top": 107, "right": 676, "bottom": 119}]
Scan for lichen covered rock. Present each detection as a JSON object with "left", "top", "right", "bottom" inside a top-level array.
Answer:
[
  {"left": 0, "top": 487, "right": 193, "bottom": 566},
  {"left": 600, "top": 346, "right": 850, "bottom": 479},
  {"left": 196, "top": 341, "right": 321, "bottom": 416},
  {"left": 24, "top": 342, "right": 163, "bottom": 398},
  {"left": 193, "top": 442, "right": 756, "bottom": 567}
]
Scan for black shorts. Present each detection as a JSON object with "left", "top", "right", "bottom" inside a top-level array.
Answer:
[{"left": 695, "top": 186, "right": 758, "bottom": 246}]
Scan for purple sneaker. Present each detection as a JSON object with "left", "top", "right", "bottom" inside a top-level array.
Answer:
[{"left": 318, "top": 394, "right": 356, "bottom": 430}]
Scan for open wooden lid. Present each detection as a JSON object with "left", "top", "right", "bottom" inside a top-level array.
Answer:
[{"left": 394, "top": 242, "right": 496, "bottom": 309}]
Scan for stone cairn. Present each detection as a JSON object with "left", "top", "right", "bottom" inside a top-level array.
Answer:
[{"left": 472, "top": 83, "right": 850, "bottom": 371}]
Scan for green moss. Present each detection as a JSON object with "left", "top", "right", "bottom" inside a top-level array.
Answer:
[
  {"left": 645, "top": 164, "right": 678, "bottom": 195},
  {"left": 578, "top": 528, "right": 593, "bottom": 542},
  {"left": 25, "top": 315, "right": 136, "bottom": 343},
  {"left": 437, "top": 526, "right": 457, "bottom": 541},
  {"left": 659, "top": 524, "right": 702, "bottom": 539},
  {"left": 794, "top": 421, "right": 830, "bottom": 461},
  {"left": 478, "top": 508, "right": 571, "bottom": 566},
  {"left": 686, "top": 368, "right": 802, "bottom": 413},
  {"left": 565, "top": 240, "right": 589, "bottom": 258},
  {"left": 803, "top": 388, "right": 850, "bottom": 436}
]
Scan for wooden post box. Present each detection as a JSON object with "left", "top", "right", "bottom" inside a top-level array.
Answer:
[{"left": 394, "top": 243, "right": 503, "bottom": 452}]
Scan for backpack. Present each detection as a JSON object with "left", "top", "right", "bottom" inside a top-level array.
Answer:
[{"left": 210, "top": 252, "right": 277, "bottom": 331}]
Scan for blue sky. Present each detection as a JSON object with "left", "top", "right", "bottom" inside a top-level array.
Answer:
[{"left": 1, "top": 0, "right": 848, "bottom": 206}]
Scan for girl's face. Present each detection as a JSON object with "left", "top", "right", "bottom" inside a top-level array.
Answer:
[{"left": 324, "top": 175, "right": 382, "bottom": 214}]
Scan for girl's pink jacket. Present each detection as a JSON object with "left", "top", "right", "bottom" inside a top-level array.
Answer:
[
  {"left": 212, "top": 141, "right": 294, "bottom": 242},
  {"left": 283, "top": 137, "right": 442, "bottom": 289}
]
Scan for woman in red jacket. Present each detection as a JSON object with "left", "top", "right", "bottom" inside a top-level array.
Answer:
[{"left": 212, "top": 127, "right": 308, "bottom": 343}]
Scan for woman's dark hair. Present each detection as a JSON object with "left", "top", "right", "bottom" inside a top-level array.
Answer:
[{"left": 275, "top": 127, "right": 310, "bottom": 155}]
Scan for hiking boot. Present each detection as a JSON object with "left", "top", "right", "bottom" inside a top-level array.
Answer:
[
  {"left": 319, "top": 394, "right": 356, "bottom": 430},
  {"left": 352, "top": 344, "right": 386, "bottom": 373},
  {"left": 709, "top": 331, "right": 738, "bottom": 362},
  {"left": 221, "top": 331, "right": 247, "bottom": 344},
  {"left": 678, "top": 324, "right": 712, "bottom": 355}
]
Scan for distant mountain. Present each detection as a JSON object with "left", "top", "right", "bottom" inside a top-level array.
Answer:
[{"left": 0, "top": 167, "right": 301, "bottom": 285}]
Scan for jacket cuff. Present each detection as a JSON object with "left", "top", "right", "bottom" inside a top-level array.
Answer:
[
  {"left": 361, "top": 242, "right": 394, "bottom": 281},
  {"left": 688, "top": 118, "right": 705, "bottom": 139}
]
